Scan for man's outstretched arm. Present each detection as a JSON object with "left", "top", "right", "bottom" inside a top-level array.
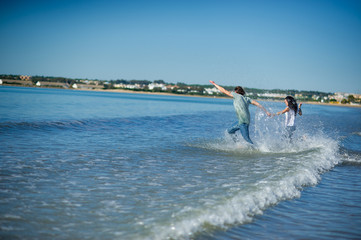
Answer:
[
  {"left": 209, "top": 80, "right": 233, "bottom": 98},
  {"left": 251, "top": 100, "right": 271, "bottom": 116}
]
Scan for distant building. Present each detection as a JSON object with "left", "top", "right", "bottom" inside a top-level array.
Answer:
[
  {"left": 166, "top": 85, "right": 178, "bottom": 90},
  {"left": 189, "top": 90, "right": 200, "bottom": 93},
  {"left": 354, "top": 94, "right": 361, "bottom": 100},
  {"left": 20, "top": 75, "right": 32, "bottom": 81},
  {"left": 312, "top": 95, "right": 320, "bottom": 100},
  {"left": 257, "top": 93, "right": 287, "bottom": 98},
  {"left": 113, "top": 83, "right": 143, "bottom": 89},
  {"left": 73, "top": 83, "right": 104, "bottom": 90},
  {"left": 204, "top": 87, "right": 221, "bottom": 95},
  {"left": 80, "top": 80, "right": 100, "bottom": 85},
  {"left": 329, "top": 92, "right": 349, "bottom": 102},
  {"left": 0, "top": 79, "right": 2, "bottom": 85},
  {"left": 177, "top": 89, "right": 187, "bottom": 93},
  {"left": 148, "top": 83, "right": 167, "bottom": 91}
]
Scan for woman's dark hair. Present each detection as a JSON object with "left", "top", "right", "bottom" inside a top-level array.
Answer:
[
  {"left": 285, "top": 96, "right": 298, "bottom": 116},
  {"left": 234, "top": 86, "right": 245, "bottom": 95}
]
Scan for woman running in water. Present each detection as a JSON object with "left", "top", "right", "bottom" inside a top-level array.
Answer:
[{"left": 274, "top": 96, "right": 302, "bottom": 139}]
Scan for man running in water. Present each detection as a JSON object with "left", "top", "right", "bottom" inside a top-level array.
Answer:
[{"left": 210, "top": 80, "right": 271, "bottom": 144}]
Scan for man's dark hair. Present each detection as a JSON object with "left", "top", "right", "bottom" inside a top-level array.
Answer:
[{"left": 234, "top": 86, "right": 245, "bottom": 95}]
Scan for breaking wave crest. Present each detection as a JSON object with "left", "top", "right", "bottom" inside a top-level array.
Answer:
[{"left": 148, "top": 120, "right": 341, "bottom": 240}]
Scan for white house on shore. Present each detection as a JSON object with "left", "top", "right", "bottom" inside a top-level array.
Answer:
[
  {"left": 257, "top": 93, "right": 287, "bottom": 98},
  {"left": 113, "top": 83, "right": 142, "bottom": 89},
  {"left": 203, "top": 87, "right": 221, "bottom": 95},
  {"left": 148, "top": 83, "right": 167, "bottom": 91}
]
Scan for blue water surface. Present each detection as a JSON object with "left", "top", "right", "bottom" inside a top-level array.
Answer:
[{"left": 1, "top": 86, "right": 360, "bottom": 240}]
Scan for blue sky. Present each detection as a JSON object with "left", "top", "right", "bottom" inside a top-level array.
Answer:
[{"left": 1, "top": 0, "right": 360, "bottom": 93}]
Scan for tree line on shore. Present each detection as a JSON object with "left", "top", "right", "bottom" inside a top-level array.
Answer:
[{"left": 1, "top": 74, "right": 359, "bottom": 104}]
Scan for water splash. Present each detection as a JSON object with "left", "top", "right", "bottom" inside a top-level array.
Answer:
[{"left": 146, "top": 113, "right": 341, "bottom": 240}]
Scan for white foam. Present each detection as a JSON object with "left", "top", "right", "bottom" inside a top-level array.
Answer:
[{"left": 146, "top": 115, "right": 341, "bottom": 240}]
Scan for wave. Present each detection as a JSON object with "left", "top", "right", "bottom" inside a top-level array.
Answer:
[
  {"left": 0, "top": 120, "right": 89, "bottom": 130},
  {"left": 144, "top": 110, "right": 347, "bottom": 239},
  {"left": 148, "top": 129, "right": 341, "bottom": 239},
  {"left": 0, "top": 113, "right": 205, "bottom": 132},
  {"left": 0, "top": 118, "right": 136, "bottom": 132},
  {"left": 339, "top": 131, "right": 361, "bottom": 165},
  {"left": 340, "top": 154, "right": 361, "bottom": 166},
  {"left": 354, "top": 132, "right": 361, "bottom": 137},
  {"left": 339, "top": 147, "right": 361, "bottom": 166}
]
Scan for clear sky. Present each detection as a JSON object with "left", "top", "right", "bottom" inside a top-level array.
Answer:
[{"left": 1, "top": 0, "right": 360, "bottom": 93}]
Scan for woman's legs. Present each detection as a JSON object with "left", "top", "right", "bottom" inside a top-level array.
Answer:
[{"left": 285, "top": 126, "right": 296, "bottom": 140}]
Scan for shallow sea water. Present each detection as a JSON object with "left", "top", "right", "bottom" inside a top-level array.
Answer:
[{"left": 0, "top": 86, "right": 360, "bottom": 239}]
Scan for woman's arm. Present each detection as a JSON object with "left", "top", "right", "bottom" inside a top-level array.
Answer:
[
  {"left": 274, "top": 107, "right": 289, "bottom": 116},
  {"left": 298, "top": 103, "right": 302, "bottom": 116},
  {"left": 209, "top": 80, "right": 233, "bottom": 98}
]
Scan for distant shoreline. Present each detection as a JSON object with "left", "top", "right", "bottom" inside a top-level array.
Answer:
[
  {"left": 75, "top": 87, "right": 361, "bottom": 108},
  {"left": 2, "top": 84, "right": 361, "bottom": 108}
]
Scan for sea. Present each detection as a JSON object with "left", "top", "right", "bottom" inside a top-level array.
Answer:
[{"left": 1, "top": 86, "right": 360, "bottom": 240}]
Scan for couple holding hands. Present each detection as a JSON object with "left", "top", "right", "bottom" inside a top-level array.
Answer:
[{"left": 210, "top": 81, "right": 302, "bottom": 144}]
